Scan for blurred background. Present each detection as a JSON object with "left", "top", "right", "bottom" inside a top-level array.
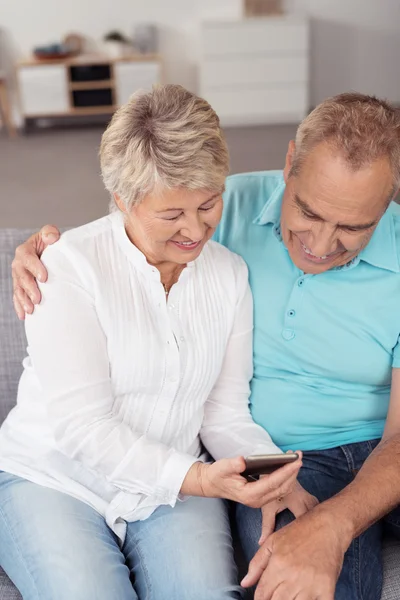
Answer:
[{"left": 1, "top": 0, "right": 400, "bottom": 228}]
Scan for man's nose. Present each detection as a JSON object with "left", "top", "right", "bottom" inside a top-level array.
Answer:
[{"left": 307, "top": 223, "right": 337, "bottom": 257}]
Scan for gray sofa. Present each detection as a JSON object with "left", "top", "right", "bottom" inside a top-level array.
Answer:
[{"left": 1, "top": 228, "right": 400, "bottom": 599}]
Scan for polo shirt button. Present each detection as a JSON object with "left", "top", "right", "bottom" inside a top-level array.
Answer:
[
  {"left": 282, "top": 328, "right": 295, "bottom": 340},
  {"left": 287, "top": 309, "right": 296, "bottom": 318},
  {"left": 298, "top": 278, "right": 305, "bottom": 287}
]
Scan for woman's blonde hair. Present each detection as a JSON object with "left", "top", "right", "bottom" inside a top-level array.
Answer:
[
  {"left": 100, "top": 84, "right": 229, "bottom": 210},
  {"left": 291, "top": 92, "right": 400, "bottom": 194}
]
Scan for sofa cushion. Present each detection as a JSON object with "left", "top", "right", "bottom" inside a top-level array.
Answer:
[
  {"left": 0, "top": 229, "right": 35, "bottom": 425},
  {"left": 0, "top": 569, "right": 21, "bottom": 600}
]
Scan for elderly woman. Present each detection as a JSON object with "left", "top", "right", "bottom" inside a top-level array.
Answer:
[{"left": 0, "top": 85, "right": 300, "bottom": 600}]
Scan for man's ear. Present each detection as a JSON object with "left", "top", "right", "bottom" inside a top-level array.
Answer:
[{"left": 283, "top": 140, "right": 296, "bottom": 183}]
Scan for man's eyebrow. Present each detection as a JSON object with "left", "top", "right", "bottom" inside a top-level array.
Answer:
[
  {"left": 294, "top": 194, "right": 378, "bottom": 230},
  {"left": 156, "top": 193, "right": 220, "bottom": 213}
]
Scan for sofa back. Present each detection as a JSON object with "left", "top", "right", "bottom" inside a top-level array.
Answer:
[{"left": 0, "top": 229, "right": 35, "bottom": 423}]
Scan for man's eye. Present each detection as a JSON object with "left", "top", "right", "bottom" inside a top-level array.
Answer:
[{"left": 301, "top": 210, "right": 318, "bottom": 220}]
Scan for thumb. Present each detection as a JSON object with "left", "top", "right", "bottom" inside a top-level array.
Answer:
[
  {"left": 41, "top": 225, "right": 60, "bottom": 245},
  {"left": 259, "top": 505, "right": 276, "bottom": 545},
  {"left": 222, "top": 456, "right": 246, "bottom": 476}
]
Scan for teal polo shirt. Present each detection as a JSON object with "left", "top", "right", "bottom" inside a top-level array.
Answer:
[{"left": 216, "top": 171, "right": 400, "bottom": 451}]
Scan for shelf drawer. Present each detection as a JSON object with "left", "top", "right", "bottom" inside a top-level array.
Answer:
[
  {"left": 203, "top": 84, "right": 308, "bottom": 126},
  {"left": 202, "top": 18, "right": 308, "bottom": 57},
  {"left": 69, "top": 64, "right": 111, "bottom": 82},
  {"left": 19, "top": 65, "right": 69, "bottom": 116},
  {"left": 72, "top": 88, "right": 113, "bottom": 107},
  {"left": 115, "top": 62, "right": 160, "bottom": 105},
  {"left": 201, "top": 55, "right": 308, "bottom": 89}
]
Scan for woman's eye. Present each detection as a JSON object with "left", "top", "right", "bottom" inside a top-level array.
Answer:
[
  {"left": 163, "top": 215, "right": 181, "bottom": 221},
  {"left": 199, "top": 204, "right": 215, "bottom": 212}
]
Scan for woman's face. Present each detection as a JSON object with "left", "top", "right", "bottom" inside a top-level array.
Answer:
[{"left": 119, "top": 187, "right": 223, "bottom": 266}]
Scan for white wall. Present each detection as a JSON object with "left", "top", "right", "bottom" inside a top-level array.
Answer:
[
  {"left": 2, "top": 0, "right": 400, "bottom": 112},
  {"left": 290, "top": 0, "right": 400, "bottom": 105},
  {"left": 0, "top": 0, "right": 241, "bottom": 93}
]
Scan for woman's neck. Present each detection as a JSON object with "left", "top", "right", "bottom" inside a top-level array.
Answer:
[{"left": 156, "top": 262, "right": 186, "bottom": 290}]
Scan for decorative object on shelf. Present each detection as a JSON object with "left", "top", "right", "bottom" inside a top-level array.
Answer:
[
  {"left": 103, "top": 31, "right": 132, "bottom": 58},
  {"left": 33, "top": 42, "right": 72, "bottom": 60},
  {"left": 133, "top": 24, "right": 158, "bottom": 54},
  {"left": 244, "top": 0, "right": 284, "bottom": 16},
  {"left": 63, "top": 33, "right": 86, "bottom": 56}
]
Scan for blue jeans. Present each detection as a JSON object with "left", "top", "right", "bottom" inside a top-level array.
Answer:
[
  {"left": 236, "top": 440, "right": 400, "bottom": 600},
  {"left": 0, "top": 471, "right": 244, "bottom": 600}
]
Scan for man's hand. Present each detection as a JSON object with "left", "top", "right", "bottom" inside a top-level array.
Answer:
[
  {"left": 242, "top": 506, "right": 350, "bottom": 600},
  {"left": 259, "top": 481, "right": 319, "bottom": 545},
  {"left": 12, "top": 225, "right": 60, "bottom": 319}
]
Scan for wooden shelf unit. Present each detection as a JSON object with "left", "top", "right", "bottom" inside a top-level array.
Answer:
[{"left": 17, "top": 53, "right": 161, "bottom": 125}]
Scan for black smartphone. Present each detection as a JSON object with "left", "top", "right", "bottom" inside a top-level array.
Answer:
[{"left": 242, "top": 453, "right": 300, "bottom": 481}]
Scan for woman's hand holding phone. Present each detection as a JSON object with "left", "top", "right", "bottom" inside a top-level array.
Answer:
[{"left": 181, "top": 453, "right": 302, "bottom": 508}]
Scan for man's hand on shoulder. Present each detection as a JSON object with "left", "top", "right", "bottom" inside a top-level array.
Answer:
[{"left": 12, "top": 225, "right": 60, "bottom": 319}]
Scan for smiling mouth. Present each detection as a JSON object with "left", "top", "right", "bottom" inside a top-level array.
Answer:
[
  {"left": 170, "top": 239, "right": 202, "bottom": 251},
  {"left": 300, "top": 242, "right": 337, "bottom": 262}
]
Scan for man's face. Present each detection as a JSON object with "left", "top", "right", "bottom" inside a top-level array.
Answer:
[{"left": 281, "top": 141, "right": 394, "bottom": 274}]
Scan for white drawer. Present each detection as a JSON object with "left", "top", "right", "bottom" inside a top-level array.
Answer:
[
  {"left": 202, "top": 18, "right": 308, "bottom": 57},
  {"left": 201, "top": 55, "right": 308, "bottom": 89},
  {"left": 19, "top": 65, "right": 69, "bottom": 116},
  {"left": 115, "top": 62, "right": 160, "bottom": 106},
  {"left": 203, "top": 85, "right": 308, "bottom": 126}
]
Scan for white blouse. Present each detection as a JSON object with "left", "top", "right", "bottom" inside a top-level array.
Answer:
[{"left": 0, "top": 211, "right": 279, "bottom": 541}]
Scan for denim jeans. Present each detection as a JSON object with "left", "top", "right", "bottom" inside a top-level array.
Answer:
[
  {"left": 236, "top": 440, "right": 400, "bottom": 600},
  {"left": 0, "top": 471, "right": 244, "bottom": 600}
]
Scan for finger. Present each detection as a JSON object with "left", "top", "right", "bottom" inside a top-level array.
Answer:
[
  {"left": 23, "top": 252, "right": 48, "bottom": 284},
  {"left": 228, "top": 455, "right": 247, "bottom": 475},
  {"left": 268, "top": 582, "right": 297, "bottom": 600},
  {"left": 259, "top": 505, "right": 277, "bottom": 545},
  {"left": 14, "top": 269, "right": 42, "bottom": 305},
  {"left": 258, "top": 471, "right": 300, "bottom": 506},
  {"left": 248, "top": 459, "right": 301, "bottom": 495},
  {"left": 40, "top": 224, "right": 60, "bottom": 245},
  {"left": 241, "top": 544, "right": 272, "bottom": 588},
  {"left": 253, "top": 568, "right": 284, "bottom": 600},
  {"left": 287, "top": 493, "right": 311, "bottom": 519},
  {"left": 14, "top": 287, "right": 34, "bottom": 315},
  {"left": 14, "top": 244, "right": 47, "bottom": 284},
  {"left": 13, "top": 293, "right": 26, "bottom": 320}
]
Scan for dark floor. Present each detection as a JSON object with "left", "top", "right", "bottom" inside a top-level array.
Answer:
[{"left": 0, "top": 122, "right": 297, "bottom": 228}]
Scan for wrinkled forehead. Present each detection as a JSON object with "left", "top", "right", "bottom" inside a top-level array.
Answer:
[{"left": 291, "top": 145, "right": 393, "bottom": 216}]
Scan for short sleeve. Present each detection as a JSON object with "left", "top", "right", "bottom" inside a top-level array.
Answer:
[{"left": 393, "top": 334, "right": 400, "bottom": 368}]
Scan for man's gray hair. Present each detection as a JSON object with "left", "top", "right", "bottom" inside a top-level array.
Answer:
[
  {"left": 290, "top": 92, "right": 400, "bottom": 196},
  {"left": 100, "top": 84, "right": 229, "bottom": 211}
]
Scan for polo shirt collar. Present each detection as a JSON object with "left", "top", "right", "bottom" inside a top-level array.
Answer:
[
  {"left": 252, "top": 177, "right": 399, "bottom": 273},
  {"left": 253, "top": 178, "right": 285, "bottom": 227},
  {"left": 358, "top": 208, "right": 400, "bottom": 273}
]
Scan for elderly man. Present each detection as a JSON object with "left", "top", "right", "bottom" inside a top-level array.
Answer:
[{"left": 11, "top": 92, "right": 400, "bottom": 600}]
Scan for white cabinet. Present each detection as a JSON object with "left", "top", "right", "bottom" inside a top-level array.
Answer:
[
  {"left": 17, "top": 55, "right": 161, "bottom": 124},
  {"left": 115, "top": 62, "right": 161, "bottom": 105},
  {"left": 19, "top": 65, "right": 69, "bottom": 116},
  {"left": 200, "top": 17, "right": 309, "bottom": 126}
]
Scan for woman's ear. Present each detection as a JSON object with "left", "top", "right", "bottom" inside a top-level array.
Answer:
[{"left": 114, "top": 193, "right": 126, "bottom": 213}]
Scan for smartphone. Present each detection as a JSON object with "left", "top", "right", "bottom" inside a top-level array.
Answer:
[{"left": 242, "top": 453, "right": 300, "bottom": 481}]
